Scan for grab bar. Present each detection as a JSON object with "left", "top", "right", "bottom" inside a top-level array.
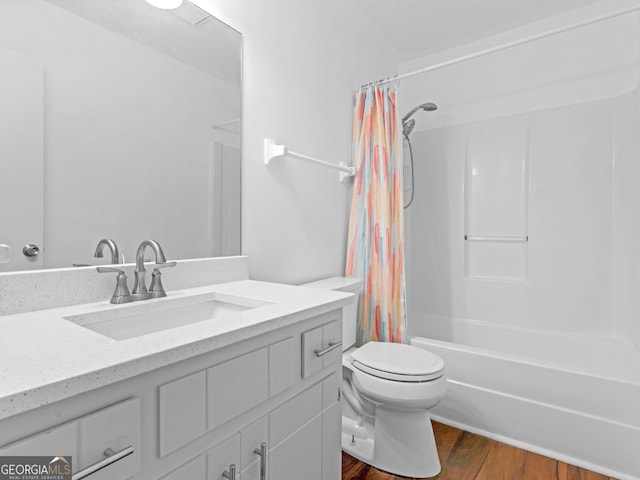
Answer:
[
  {"left": 72, "top": 446, "right": 133, "bottom": 480},
  {"left": 464, "top": 235, "right": 528, "bottom": 243}
]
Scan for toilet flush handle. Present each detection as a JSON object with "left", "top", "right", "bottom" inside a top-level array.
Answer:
[{"left": 314, "top": 341, "right": 342, "bottom": 357}]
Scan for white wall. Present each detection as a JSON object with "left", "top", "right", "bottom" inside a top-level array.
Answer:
[
  {"left": 193, "top": 0, "right": 399, "bottom": 284},
  {"left": 398, "top": 1, "right": 639, "bottom": 132},
  {"left": 400, "top": 2, "right": 640, "bottom": 346}
]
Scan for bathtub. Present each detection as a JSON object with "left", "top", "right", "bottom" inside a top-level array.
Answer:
[{"left": 410, "top": 316, "right": 640, "bottom": 480}]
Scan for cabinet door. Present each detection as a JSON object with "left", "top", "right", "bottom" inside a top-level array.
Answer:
[
  {"left": 322, "top": 402, "right": 341, "bottom": 480},
  {"left": 239, "top": 416, "right": 268, "bottom": 480},
  {"left": 270, "top": 383, "right": 322, "bottom": 446},
  {"left": 269, "top": 415, "right": 322, "bottom": 480},
  {"left": 207, "top": 433, "right": 241, "bottom": 480},
  {"left": 161, "top": 454, "right": 207, "bottom": 480}
]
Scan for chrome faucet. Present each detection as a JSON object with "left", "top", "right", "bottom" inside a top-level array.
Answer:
[
  {"left": 96, "top": 267, "right": 132, "bottom": 304},
  {"left": 131, "top": 240, "right": 175, "bottom": 301},
  {"left": 93, "top": 238, "right": 122, "bottom": 264}
]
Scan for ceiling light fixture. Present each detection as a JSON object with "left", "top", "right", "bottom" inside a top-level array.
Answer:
[{"left": 144, "top": 0, "right": 184, "bottom": 10}]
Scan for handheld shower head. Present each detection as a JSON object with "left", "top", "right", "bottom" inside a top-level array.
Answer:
[
  {"left": 401, "top": 102, "right": 438, "bottom": 124},
  {"left": 402, "top": 102, "right": 437, "bottom": 209},
  {"left": 402, "top": 119, "right": 415, "bottom": 137}
]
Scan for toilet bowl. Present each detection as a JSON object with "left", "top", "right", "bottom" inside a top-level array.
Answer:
[{"left": 302, "top": 277, "right": 447, "bottom": 478}]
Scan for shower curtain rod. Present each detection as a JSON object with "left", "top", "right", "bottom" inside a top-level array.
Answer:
[{"left": 361, "top": 4, "right": 640, "bottom": 89}]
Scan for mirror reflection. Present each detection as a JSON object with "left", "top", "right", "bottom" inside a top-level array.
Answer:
[{"left": 0, "top": 0, "right": 242, "bottom": 272}]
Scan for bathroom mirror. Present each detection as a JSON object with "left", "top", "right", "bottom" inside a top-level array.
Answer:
[{"left": 0, "top": 0, "right": 241, "bottom": 272}]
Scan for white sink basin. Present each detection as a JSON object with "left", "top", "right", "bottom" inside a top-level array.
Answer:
[{"left": 65, "top": 294, "right": 269, "bottom": 341}]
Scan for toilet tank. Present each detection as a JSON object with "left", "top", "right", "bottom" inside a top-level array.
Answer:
[{"left": 301, "top": 276, "right": 363, "bottom": 351}]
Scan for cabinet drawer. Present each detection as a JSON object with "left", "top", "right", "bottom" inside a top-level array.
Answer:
[
  {"left": 301, "top": 316, "right": 341, "bottom": 378},
  {"left": 77, "top": 397, "right": 141, "bottom": 480},
  {"left": 269, "top": 337, "right": 295, "bottom": 396},
  {"left": 208, "top": 348, "right": 269, "bottom": 429},
  {"left": 0, "top": 421, "right": 78, "bottom": 458}
]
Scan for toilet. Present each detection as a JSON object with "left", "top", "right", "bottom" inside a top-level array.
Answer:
[{"left": 302, "top": 276, "right": 447, "bottom": 478}]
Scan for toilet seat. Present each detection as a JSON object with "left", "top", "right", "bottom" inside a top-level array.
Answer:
[{"left": 351, "top": 341, "right": 444, "bottom": 382}]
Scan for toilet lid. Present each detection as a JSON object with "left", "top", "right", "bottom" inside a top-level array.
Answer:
[{"left": 351, "top": 342, "right": 444, "bottom": 382}]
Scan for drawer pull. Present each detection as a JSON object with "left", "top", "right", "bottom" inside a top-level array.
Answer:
[
  {"left": 222, "top": 464, "right": 236, "bottom": 480},
  {"left": 253, "top": 442, "right": 267, "bottom": 480},
  {"left": 72, "top": 445, "right": 134, "bottom": 480},
  {"left": 314, "top": 341, "right": 342, "bottom": 357}
]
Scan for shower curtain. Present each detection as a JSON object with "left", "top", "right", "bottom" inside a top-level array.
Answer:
[{"left": 345, "top": 85, "right": 407, "bottom": 344}]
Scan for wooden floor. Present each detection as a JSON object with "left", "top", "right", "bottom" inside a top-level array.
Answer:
[{"left": 342, "top": 422, "right": 618, "bottom": 480}]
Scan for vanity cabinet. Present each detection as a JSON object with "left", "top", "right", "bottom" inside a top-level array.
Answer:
[
  {"left": 0, "top": 310, "right": 343, "bottom": 480},
  {"left": 0, "top": 398, "right": 141, "bottom": 480}
]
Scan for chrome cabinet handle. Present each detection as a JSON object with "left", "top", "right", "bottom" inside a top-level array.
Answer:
[
  {"left": 222, "top": 464, "right": 236, "bottom": 480},
  {"left": 314, "top": 341, "right": 342, "bottom": 357},
  {"left": 253, "top": 442, "right": 267, "bottom": 480},
  {"left": 72, "top": 445, "right": 134, "bottom": 480}
]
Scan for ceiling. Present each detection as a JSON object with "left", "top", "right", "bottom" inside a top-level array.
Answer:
[
  {"left": 44, "top": 0, "right": 241, "bottom": 85},
  {"left": 344, "top": 0, "right": 608, "bottom": 61},
  {"left": 42, "top": 0, "right": 612, "bottom": 83}
]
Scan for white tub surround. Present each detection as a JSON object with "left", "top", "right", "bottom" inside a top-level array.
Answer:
[
  {"left": 0, "top": 279, "right": 353, "bottom": 420},
  {"left": 399, "top": 10, "right": 640, "bottom": 479}
]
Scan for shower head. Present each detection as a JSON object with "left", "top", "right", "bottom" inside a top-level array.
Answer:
[
  {"left": 401, "top": 102, "right": 438, "bottom": 124},
  {"left": 402, "top": 119, "right": 415, "bottom": 137}
]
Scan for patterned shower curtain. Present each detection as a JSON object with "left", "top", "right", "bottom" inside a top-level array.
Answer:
[{"left": 345, "top": 85, "right": 407, "bottom": 344}]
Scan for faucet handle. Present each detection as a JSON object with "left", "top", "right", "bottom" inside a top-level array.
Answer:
[
  {"left": 96, "top": 267, "right": 124, "bottom": 274},
  {"left": 153, "top": 261, "right": 177, "bottom": 271},
  {"left": 97, "top": 267, "right": 133, "bottom": 304},
  {"left": 149, "top": 262, "right": 177, "bottom": 298}
]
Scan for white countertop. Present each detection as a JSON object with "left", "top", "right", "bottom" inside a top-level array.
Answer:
[{"left": 0, "top": 280, "right": 353, "bottom": 420}]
